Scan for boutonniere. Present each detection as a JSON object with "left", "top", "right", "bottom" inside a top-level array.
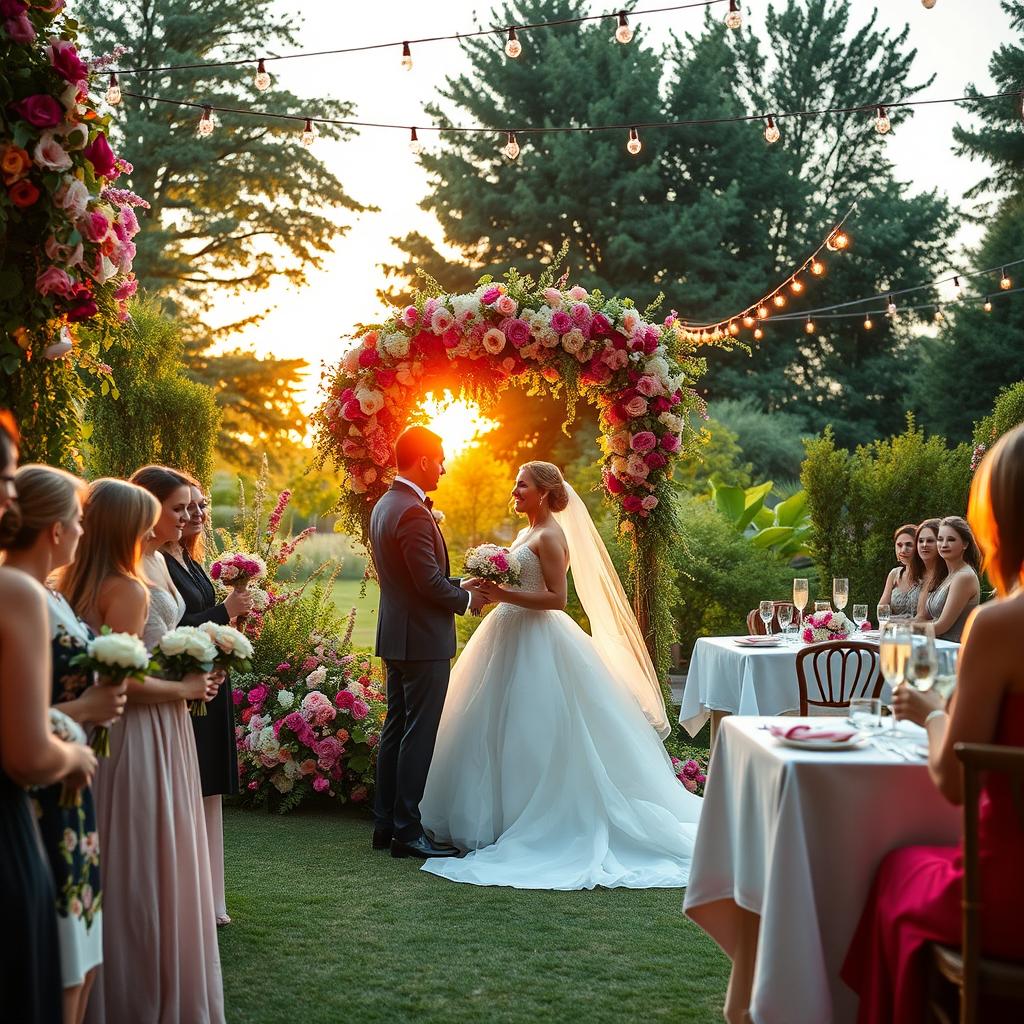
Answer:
[{"left": 431, "top": 508, "right": 446, "bottom": 525}]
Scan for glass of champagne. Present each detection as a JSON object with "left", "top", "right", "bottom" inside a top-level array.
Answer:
[
  {"left": 759, "top": 600, "right": 774, "bottom": 637},
  {"left": 877, "top": 603, "right": 891, "bottom": 628},
  {"left": 907, "top": 622, "right": 938, "bottom": 692},
  {"left": 934, "top": 649, "right": 958, "bottom": 700},
  {"left": 777, "top": 603, "right": 794, "bottom": 643},
  {"left": 833, "top": 577, "right": 849, "bottom": 612},
  {"left": 852, "top": 604, "right": 868, "bottom": 629},
  {"left": 879, "top": 622, "right": 911, "bottom": 730},
  {"left": 793, "top": 578, "right": 809, "bottom": 632}
]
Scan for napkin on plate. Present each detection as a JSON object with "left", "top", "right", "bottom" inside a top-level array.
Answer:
[
  {"left": 735, "top": 635, "right": 781, "bottom": 646},
  {"left": 767, "top": 723, "right": 858, "bottom": 743}
]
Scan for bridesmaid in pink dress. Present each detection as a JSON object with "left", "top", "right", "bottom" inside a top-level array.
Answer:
[
  {"left": 64, "top": 478, "right": 225, "bottom": 1024},
  {"left": 842, "top": 424, "right": 1024, "bottom": 1023}
]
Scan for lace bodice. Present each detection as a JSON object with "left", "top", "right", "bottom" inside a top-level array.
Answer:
[
  {"left": 142, "top": 585, "right": 186, "bottom": 650},
  {"left": 889, "top": 569, "right": 921, "bottom": 618},
  {"left": 507, "top": 544, "right": 549, "bottom": 592}
]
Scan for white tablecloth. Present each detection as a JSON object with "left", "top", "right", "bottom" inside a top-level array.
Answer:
[
  {"left": 679, "top": 635, "right": 959, "bottom": 737},
  {"left": 683, "top": 716, "right": 961, "bottom": 1024}
]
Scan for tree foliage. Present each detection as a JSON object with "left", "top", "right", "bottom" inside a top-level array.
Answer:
[{"left": 434, "top": 445, "right": 516, "bottom": 561}]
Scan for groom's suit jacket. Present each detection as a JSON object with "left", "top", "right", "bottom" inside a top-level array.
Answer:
[{"left": 370, "top": 481, "right": 469, "bottom": 661}]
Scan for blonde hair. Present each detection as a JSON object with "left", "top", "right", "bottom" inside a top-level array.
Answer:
[
  {"left": 969, "top": 424, "right": 1024, "bottom": 597},
  {"left": 519, "top": 461, "right": 570, "bottom": 512},
  {"left": 60, "top": 478, "right": 160, "bottom": 622},
  {"left": 0, "top": 464, "right": 86, "bottom": 551}
]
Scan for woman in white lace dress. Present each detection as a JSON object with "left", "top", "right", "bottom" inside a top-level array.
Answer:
[
  {"left": 65, "top": 478, "right": 225, "bottom": 1024},
  {"left": 420, "top": 462, "right": 700, "bottom": 891}
]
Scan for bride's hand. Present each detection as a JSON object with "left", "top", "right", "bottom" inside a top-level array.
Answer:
[
  {"left": 476, "top": 580, "right": 505, "bottom": 605},
  {"left": 460, "top": 577, "right": 483, "bottom": 591}
]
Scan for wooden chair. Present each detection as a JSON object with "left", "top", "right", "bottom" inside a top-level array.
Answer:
[
  {"left": 794, "top": 639, "right": 883, "bottom": 715},
  {"left": 926, "top": 742, "right": 1024, "bottom": 1024},
  {"left": 745, "top": 601, "right": 795, "bottom": 636}
]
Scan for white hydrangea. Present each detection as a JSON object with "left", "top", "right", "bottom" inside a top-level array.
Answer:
[
  {"left": 450, "top": 293, "right": 481, "bottom": 321},
  {"left": 305, "top": 665, "right": 327, "bottom": 690},
  {"left": 277, "top": 689, "right": 295, "bottom": 709},
  {"left": 380, "top": 332, "right": 410, "bottom": 360},
  {"left": 283, "top": 759, "right": 302, "bottom": 780},
  {"left": 658, "top": 412, "right": 683, "bottom": 433},
  {"left": 644, "top": 355, "right": 671, "bottom": 381},
  {"left": 255, "top": 726, "right": 280, "bottom": 758}
]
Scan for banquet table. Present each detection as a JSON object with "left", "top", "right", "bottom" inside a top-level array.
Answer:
[
  {"left": 679, "top": 635, "right": 960, "bottom": 738},
  {"left": 683, "top": 716, "right": 961, "bottom": 1024}
]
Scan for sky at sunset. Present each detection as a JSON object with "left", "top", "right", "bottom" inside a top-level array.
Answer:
[{"left": 209, "top": 0, "right": 1009, "bottom": 413}]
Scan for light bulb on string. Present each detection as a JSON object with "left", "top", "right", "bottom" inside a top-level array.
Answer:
[
  {"left": 725, "top": 0, "right": 742, "bottom": 30},
  {"left": 502, "top": 131, "right": 520, "bottom": 160},
  {"left": 1000, "top": 268, "right": 1012, "bottom": 290},
  {"left": 953, "top": 275, "right": 964, "bottom": 298},
  {"left": 753, "top": 326, "right": 764, "bottom": 341},
  {"left": 505, "top": 27, "right": 522, "bottom": 59},
  {"left": 409, "top": 127, "right": 423, "bottom": 155},
  {"left": 764, "top": 115, "right": 780, "bottom": 144},
  {"left": 757, "top": 303, "right": 770, "bottom": 319},
  {"left": 196, "top": 105, "right": 214, "bottom": 138},
  {"left": 626, "top": 127, "right": 642, "bottom": 155},
  {"left": 810, "top": 258, "right": 825, "bottom": 276},
  {"left": 400, "top": 41, "right": 413, "bottom": 71},
  {"left": 874, "top": 105, "right": 890, "bottom": 134},
  {"left": 614, "top": 12, "right": 633, "bottom": 44},
  {"left": 934, "top": 306, "right": 945, "bottom": 323},
  {"left": 887, "top": 295, "right": 897, "bottom": 316},
  {"left": 790, "top": 278, "right": 804, "bottom": 295},
  {"left": 728, "top": 321, "right": 739, "bottom": 336},
  {"left": 984, "top": 297, "right": 993, "bottom": 313},
  {"left": 863, "top": 316, "right": 873, "bottom": 330},
  {"left": 826, "top": 229, "right": 850, "bottom": 252},
  {"left": 804, "top": 318, "right": 816, "bottom": 335},
  {"left": 254, "top": 59, "right": 271, "bottom": 91},
  {"left": 742, "top": 314, "right": 756, "bottom": 329},
  {"left": 106, "top": 72, "right": 121, "bottom": 105},
  {"left": 300, "top": 118, "right": 316, "bottom": 146},
  {"left": 772, "top": 293, "right": 786, "bottom": 309}
]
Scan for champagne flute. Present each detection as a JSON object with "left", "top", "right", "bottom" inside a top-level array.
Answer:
[
  {"left": 777, "top": 603, "right": 794, "bottom": 643},
  {"left": 759, "top": 600, "right": 774, "bottom": 637},
  {"left": 852, "top": 604, "right": 868, "bottom": 629},
  {"left": 793, "top": 578, "right": 809, "bottom": 632},
  {"left": 833, "top": 577, "right": 849, "bottom": 612},
  {"left": 877, "top": 603, "right": 891, "bottom": 628},
  {"left": 879, "top": 622, "right": 911, "bottom": 730},
  {"left": 933, "top": 649, "right": 958, "bottom": 700},
  {"left": 907, "top": 623, "right": 938, "bottom": 692}
]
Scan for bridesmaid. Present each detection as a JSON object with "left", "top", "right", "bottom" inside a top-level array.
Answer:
[
  {"left": 917, "top": 516, "right": 982, "bottom": 642},
  {"left": 2, "top": 465, "right": 128, "bottom": 1024},
  {"left": 65, "top": 479, "right": 225, "bottom": 1024},
  {"left": 843, "top": 424, "right": 1024, "bottom": 1023},
  {"left": 910, "top": 517, "right": 945, "bottom": 606},
  {"left": 878, "top": 523, "right": 921, "bottom": 619},
  {"left": 0, "top": 414, "right": 97, "bottom": 1024},
  {"left": 152, "top": 468, "right": 251, "bottom": 926}
]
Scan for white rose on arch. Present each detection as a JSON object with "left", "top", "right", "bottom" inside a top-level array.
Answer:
[{"left": 355, "top": 389, "right": 384, "bottom": 417}]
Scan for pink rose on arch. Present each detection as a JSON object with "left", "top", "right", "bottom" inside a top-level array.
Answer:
[
  {"left": 636, "top": 375, "right": 663, "bottom": 398},
  {"left": 334, "top": 690, "right": 356, "bottom": 712},
  {"left": 312, "top": 776, "right": 330, "bottom": 793},
  {"left": 35, "top": 266, "right": 73, "bottom": 299},
  {"left": 316, "top": 736, "right": 343, "bottom": 766},
  {"left": 32, "top": 132, "right": 71, "bottom": 172},
  {"left": 351, "top": 785, "right": 369, "bottom": 803},
  {"left": 542, "top": 287, "right": 562, "bottom": 308},
  {"left": 351, "top": 699, "right": 369, "bottom": 721},
  {"left": 83, "top": 133, "right": 117, "bottom": 179},
  {"left": 550, "top": 310, "right": 572, "bottom": 334},
  {"left": 375, "top": 368, "right": 397, "bottom": 389},
  {"left": 567, "top": 285, "right": 588, "bottom": 301},
  {"left": 603, "top": 348, "right": 629, "bottom": 371},
  {"left": 80, "top": 210, "right": 111, "bottom": 243},
  {"left": 644, "top": 450, "right": 668, "bottom": 470},
  {"left": 622, "top": 495, "right": 644, "bottom": 514},
  {"left": 624, "top": 396, "right": 649, "bottom": 418},
  {"left": 660, "top": 433, "right": 681, "bottom": 453},
  {"left": 495, "top": 294, "right": 517, "bottom": 317},
  {"left": 341, "top": 437, "right": 366, "bottom": 458},
  {"left": 570, "top": 303, "right": 592, "bottom": 328},
  {"left": 342, "top": 399, "right": 364, "bottom": 421},
  {"left": 5, "top": 14, "right": 35, "bottom": 42},
  {"left": 358, "top": 347, "right": 380, "bottom": 368},
  {"left": 12, "top": 94, "right": 63, "bottom": 128},
  {"left": 47, "top": 38, "right": 89, "bottom": 85},
  {"left": 502, "top": 318, "right": 531, "bottom": 348},
  {"left": 401, "top": 305, "right": 419, "bottom": 327},
  {"left": 480, "top": 286, "right": 501, "bottom": 305},
  {"left": 629, "top": 431, "right": 657, "bottom": 454},
  {"left": 232, "top": 689, "right": 244, "bottom": 706},
  {"left": 641, "top": 495, "right": 659, "bottom": 513},
  {"left": 283, "top": 711, "right": 306, "bottom": 735},
  {"left": 55, "top": 176, "right": 88, "bottom": 218},
  {"left": 442, "top": 327, "right": 461, "bottom": 349},
  {"left": 113, "top": 276, "right": 138, "bottom": 301}
]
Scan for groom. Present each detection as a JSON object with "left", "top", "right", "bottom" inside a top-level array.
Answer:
[{"left": 370, "top": 425, "right": 485, "bottom": 858}]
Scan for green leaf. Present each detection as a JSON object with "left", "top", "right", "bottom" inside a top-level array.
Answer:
[
  {"left": 0, "top": 270, "right": 21, "bottom": 301},
  {"left": 711, "top": 482, "right": 746, "bottom": 524},
  {"left": 750, "top": 526, "right": 794, "bottom": 550},
  {"left": 773, "top": 490, "right": 808, "bottom": 529}
]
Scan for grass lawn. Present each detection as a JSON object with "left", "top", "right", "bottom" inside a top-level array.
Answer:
[
  {"left": 329, "top": 577, "right": 380, "bottom": 650},
  {"left": 220, "top": 805, "right": 729, "bottom": 1024}
]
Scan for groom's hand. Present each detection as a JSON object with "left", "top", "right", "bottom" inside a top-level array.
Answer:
[
  {"left": 468, "top": 590, "right": 487, "bottom": 616},
  {"left": 460, "top": 577, "right": 482, "bottom": 591}
]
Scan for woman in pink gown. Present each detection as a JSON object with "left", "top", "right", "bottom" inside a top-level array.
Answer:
[{"left": 842, "top": 424, "right": 1024, "bottom": 1023}]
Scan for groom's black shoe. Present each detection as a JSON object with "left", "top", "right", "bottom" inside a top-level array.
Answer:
[
  {"left": 390, "top": 834, "right": 460, "bottom": 859},
  {"left": 372, "top": 828, "right": 393, "bottom": 851}
]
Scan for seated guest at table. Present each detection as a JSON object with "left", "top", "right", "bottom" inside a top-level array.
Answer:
[
  {"left": 842, "top": 424, "right": 1024, "bottom": 1024},
  {"left": 910, "top": 517, "right": 945, "bottom": 603},
  {"left": 879, "top": 523, "right": 921, "bottom": 618},
  {"left": 915, "top": 516, "right": 981, "bottom": 642}
]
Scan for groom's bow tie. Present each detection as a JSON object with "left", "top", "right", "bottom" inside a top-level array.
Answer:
[{"left": 423, "top": 496, "right": 434, "bottom": 510}]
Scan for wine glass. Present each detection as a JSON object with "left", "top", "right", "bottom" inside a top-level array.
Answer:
[
  {"left": 852, "top": 604, "right": 868, "bottom": 629},
  {"left": 906, "top": 623, "right": 938, "bottom": 693},
  {"left": 933, "top": 649, "right": 958, "bottom": 700},
  {"left": 833, "top": 578, "right": 849, "bottom": 612},
  {"left": 793, "top": 578, "right": 809, "bottom": 632},
  {"left": 759, "top": 600, "right": 774, "bottom": 637},
  {"left": 877, "top": 603, "right": 891, "bottom": 627},
  {"left": 879, "top": 622, "right": 911, "bottom": 730},
  {"left": 777, "top": 603, "right": 794, "bottom": 643}
]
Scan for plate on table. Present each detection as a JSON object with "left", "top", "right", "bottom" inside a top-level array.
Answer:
[
  {"left": 768, "top": 723, "right": 867, "bottom": 751},
  {"left": 734, "top": 636, "right": 783, "bottom": 649}
]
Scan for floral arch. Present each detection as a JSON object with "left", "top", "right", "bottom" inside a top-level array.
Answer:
[{"left": 313, "top": 258, "right": 709, "bottom": 676}]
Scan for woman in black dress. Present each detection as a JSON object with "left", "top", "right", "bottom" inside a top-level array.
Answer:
[
  {"left": 152, "top": 470, "right": 251, "bottom": 926},
  {"left": 0, "top": 414, "right": 97, "bottom": 1024}
]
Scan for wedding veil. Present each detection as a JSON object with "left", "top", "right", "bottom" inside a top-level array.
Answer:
[{"left": 554, "top": 484, "right": 671, "bottom": 740}]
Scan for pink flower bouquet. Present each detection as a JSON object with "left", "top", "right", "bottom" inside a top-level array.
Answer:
[
  {"left": 210, "top": 551, "right": 266, "bottom": 587},
  {"left": 463, "top": 543, "right": 522, "bottom": 586},
  {"left": 801, "top": 610, "right": 861, "bottom": 644}
]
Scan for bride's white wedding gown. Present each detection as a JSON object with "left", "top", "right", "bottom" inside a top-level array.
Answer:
[{"left": 419, "top": 543, "right": 700, "bottom": 890}]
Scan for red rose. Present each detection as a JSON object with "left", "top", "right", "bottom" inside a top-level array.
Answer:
[
  {"left": 375, "top": 368, "right": 396, "bottom": 388},
  {"left": 11, "top": 93, "right": 63, "bottom": 128},
  {"left": 47, "top": 38, "right": 89, "bottom": 85},
  {"left": 604, "top": 471, "right": 624, "bottom": 495},
  {"left": 64, "top": 283, "right": 98, "bottom": 322},
  {"left": 622, "top": 495, "right": 643, "bottom": 514},
  {"left": 0, "top": 0, "right": 28, "bottom": 17},
  {"left": 644, "top": 450, "right": 668, "bottom": 470},
  {"left": 83, "top": 133, "right": 117, "bottom": 179},
  {"left": 9, "top": 178, "right": 40, "bottom": 207}
]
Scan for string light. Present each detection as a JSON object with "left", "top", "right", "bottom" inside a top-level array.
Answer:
[
  {"left": 409, "top": 127, "right": 422, "bottom": 154},
  {"left": 811, "top": 258, "right": 825, "bottom": 276},
  {"left": 753, "top": 326, "right": 764, "bottom": 341},
  {"left": 984, "top": 297, "right": 993, "bottom": 312},
  {"left": 934, "top": 306, "right": 944, "bottom": 323},
  {"left": 887, "top": 295, "right": 897, "bottom": 315},
  {"left": 757, "top": 303, "right": 770, "bottom": 319},
  {"left": 764, "top": 115, "right": 780, "bottom": 144},
  {"left": 196, "top": 105, "right": 214, "bottom": 137},
  {"left": 725, "top": 0, "right": 742, "bottom": 30},
  {"left": 627, "top": 127, "right": 642, "bottom": 155},
  {"left": 502, "top": 131, "right": 520, "bottom": 160},
  {"left": 874, "top": 105, "right": 890, "bottom": 134},
  {"left": 826, "top": 229, "right": 850, "bottom": 252},
  {"left": 300, "top": 118, "right": 316, "bottom": 146},
  {"left": 804, "top": 317, "right": 815, "bottom": 334},
  {"left": 505, "top": 27, "right": 522, "bottom": 59},
  {"left": 921, "top": 0, "right": 937, "bottom": 8},
  {"left": 1000, "top": 268, "right": 1012, "bottom": 290},
  {"left": 953, "top": 275, "right": 965, "bottom": 298},
  {"left": 728, "top": 320, "right": 740, "bottom": 336},
  {"left": 790, "top": 278, "right": 805, "bottom": 295},
  {"left": 773, "top": 293, "right": 787, "bottom": 308},
  {"left": 106, "top": 72, "right": 121, "bottom": 105},
  {"left": 254, "top": 59, "right": 271, "bottom": 91},
  {"left": 742, "top": 314, "right": 756, "bottom": 328},
  {"left": 400, "top": 41, "right": 413, "bottom": 71},
  {"left": 614, "top": 11, "right": 633, "bottom": 44},
  {"left": 863, "top": 316, "right": 873, "bottom": 330}
]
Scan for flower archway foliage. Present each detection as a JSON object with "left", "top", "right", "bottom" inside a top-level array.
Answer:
[{"left": 314, "top": 250, "right": 713, "bottom": 675}]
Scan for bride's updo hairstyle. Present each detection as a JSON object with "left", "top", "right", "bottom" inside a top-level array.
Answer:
[
  {"left": 520, "top": 461, "right": 570, "bottom": 512},
  {"left": 0, "top": 465, "right": 85, "bottom": 552}
]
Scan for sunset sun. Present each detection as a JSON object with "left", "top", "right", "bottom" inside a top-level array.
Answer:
[{"left": 418, "top": 391, "right": 499, "bottom": 461}]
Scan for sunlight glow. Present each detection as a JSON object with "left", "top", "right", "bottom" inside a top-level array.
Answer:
[{"left": 417, "top": 391, "right": 499, "bottom": 461}]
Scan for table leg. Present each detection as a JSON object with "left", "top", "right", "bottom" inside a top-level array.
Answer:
[
  {"left": 711, "top": 709, "right": 731, "bottom": 751},
  {"left": 723, "top": 906, "right": 760, "bottom": 1024}
]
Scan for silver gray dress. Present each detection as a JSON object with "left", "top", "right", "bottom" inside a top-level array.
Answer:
[
  {"left": 888, "top": 568, "right": 921, "bottom": 619},
  {"left": 924, "top": 568, "right": 980, "bottom": 642}
]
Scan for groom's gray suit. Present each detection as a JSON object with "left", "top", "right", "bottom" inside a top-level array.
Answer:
[{"left": 370, "top": 479, "right": 470, "bottom": 842}]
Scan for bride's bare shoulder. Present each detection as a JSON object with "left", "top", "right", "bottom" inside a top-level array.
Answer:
[{"left": 537, "top": 521, "right": 568, "bottom": 556}]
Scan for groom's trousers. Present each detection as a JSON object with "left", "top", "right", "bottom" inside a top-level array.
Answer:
[{"left": 374, "top": 658, "right": 450, "bottom": 841}]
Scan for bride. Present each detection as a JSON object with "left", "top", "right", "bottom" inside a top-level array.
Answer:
[{"left": 419, "top": 461, "right": 700, "bottom": 890}]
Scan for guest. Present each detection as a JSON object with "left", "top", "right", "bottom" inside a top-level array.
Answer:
[
  {"left": 879, "top": 523, "right": 921, "bottom": 619},
  {"left": 916, "top": 516, "right": 982, "bottom": 642},
  {"left": 65, "top": 478, "right": 225, "bottom": 1024},
  {"left": 2, "top": 465, "right": 129, "bottom": 1024},
  {"left": 158, "top": 469, "right": 249, "bottom": 926},
  {"left": 0, "top": 415, "right": 97, "bottom": 1024},
  {"left": 842, "top": 424, "right": 1024, "bottom": 1024},
  {"left": 910, "top": 517, "right": 946, "bottom": 604}
]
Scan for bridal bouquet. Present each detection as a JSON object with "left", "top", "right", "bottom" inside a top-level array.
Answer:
[
  {"left": 153, "top": 626, "right": 218, "bottom": 717},
  {"left": 464, "top": 544, "right": 522, "bottom": 587},
  {"left": 801, "top": 610, "right": 864, "bottom": 644},
  {"left": 209, "top": 551, "right": 266, "bottom": 587},
  {"left": 69, "top": 629, "right": 154, "bottom": 755},
  {"left": 198, "top": 622, "right": 255, "bottom": 673}
]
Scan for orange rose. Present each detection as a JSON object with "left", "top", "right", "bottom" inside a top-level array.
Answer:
[
  {"left": 1, "top": 146, "right": 31, "bottom": 186},
  {"left": 299, "top": 758, "right": 316, "bottom": 776},
  {"left": 278, "top": 748, "right": 291, "bottom": 762},
  {"left": 9, "top": 179, "right": 40, "bottom": 208},
  {"left": 12, "top": 327, "right": 30, "bottom": 351}
]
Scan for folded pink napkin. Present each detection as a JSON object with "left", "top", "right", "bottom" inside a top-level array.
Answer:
[
  {"left": 735, "top": 635, "right": 779, "bottom": 645},
  {"left": 767, "top": 723, "right": 857, "bottom": 743}
]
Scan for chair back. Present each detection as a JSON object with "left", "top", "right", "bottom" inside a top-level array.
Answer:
[
  {"left": 746, "top": 601, "right": 795, "bottom": 636},
  {"left": 953, "top": 742, "right": 1024, "bottom": 1024},
  {"left": 795, "top": 640, "right": 883, "bottom": 715}
]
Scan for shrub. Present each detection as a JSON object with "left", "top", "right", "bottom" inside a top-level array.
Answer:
[
  {"left": 973, "top": 380, "right": 1024, "bottom": 453},
  {"left": 712, "top": 397, "right": 808, "bottom": 482}
]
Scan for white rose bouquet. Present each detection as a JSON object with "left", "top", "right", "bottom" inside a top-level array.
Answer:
[
  {"left": 153, "top": 626, "right": 218, "bottom": 717},
  {"left": 70, "top": 629, "right": 154, "bottom": 755},
  {"left": 463, "top": 543, "right": 522, "bottom": 586},
  {"left": 199, "top": 622, "right": 255, "bottom": 674}
]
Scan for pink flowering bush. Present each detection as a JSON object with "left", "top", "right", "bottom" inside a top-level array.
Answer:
[{"left": 671, "top": 755, "right": 708, "bottom": 796}]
